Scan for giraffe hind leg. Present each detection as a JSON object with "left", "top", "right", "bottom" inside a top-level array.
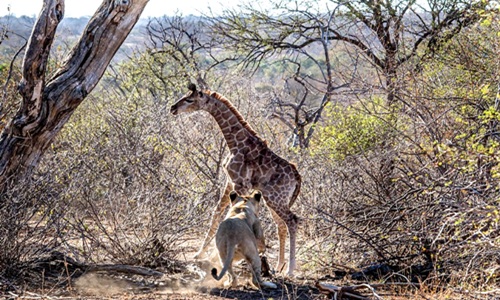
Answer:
[
  {"left": 269, "top": 209, "right": 287, "bottom": 273},
  {"left": 278, "top": 210, "right": 298, "bottom": 276},
  {"left": 265, "top": 192, "right": 299, "bottom": 276},
  {"left": 286, "top": 214, "right": 298, "bottom": 275}
]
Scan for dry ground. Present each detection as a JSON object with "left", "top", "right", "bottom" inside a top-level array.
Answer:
[
  {"left": 3, "top": 261, "right": 325, "bottom": 300},
  {"left": 0, "top": 256, "right": 474, "bottom": 300},
  {"left": 1, "top": 237, "right": 494, "bottom": 299},
  {"left": 67, "top": 246, "right": 326, "bottom": 300}
]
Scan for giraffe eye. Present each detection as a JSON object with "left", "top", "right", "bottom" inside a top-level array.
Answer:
[{"left": 185, "top": 99, "right": 194, "bottom": 103}]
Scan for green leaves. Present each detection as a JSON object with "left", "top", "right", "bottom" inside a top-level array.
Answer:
[{"left": 312, "top": 97, "right": 390, "bottom": 159}]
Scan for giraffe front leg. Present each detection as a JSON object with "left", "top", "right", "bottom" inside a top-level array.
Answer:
[{"left": 193, "top": 180, "right": 233, "bottom": 259}]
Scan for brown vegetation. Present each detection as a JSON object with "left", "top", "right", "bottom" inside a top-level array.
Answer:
[{"left": 1, "top": 0, "right": 499, "bottom": 299}]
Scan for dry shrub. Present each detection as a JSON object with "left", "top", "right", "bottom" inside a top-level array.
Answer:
[
  {"left": 40, "top": 87, "right": 225, "bottom": 268},
  {"left": 0, "top": 176, "right": 67, "bottom": 288},
  {"left": 290, "top": 98, "right": 499, "bottom": 291}
]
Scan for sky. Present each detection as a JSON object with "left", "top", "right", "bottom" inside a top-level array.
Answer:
[{"left": 1, "top": 0, "right": 240, "bottom": 18}]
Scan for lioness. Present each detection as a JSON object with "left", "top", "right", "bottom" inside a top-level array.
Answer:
[{"left": 211, "top": 191, "right": 277, "bottom": 289}]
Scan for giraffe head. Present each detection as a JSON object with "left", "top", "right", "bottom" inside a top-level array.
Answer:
[
  {"left": 170, "top": 83, "right": 208, "bottom": 115},
  {"left": 229, "top": 191, "right": 262, "bottom": 214}
]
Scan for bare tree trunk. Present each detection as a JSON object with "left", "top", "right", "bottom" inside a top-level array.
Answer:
[
  {"left": 379, "top": 56, "right": 398, "bottom": 199},
  {"left": 0, "top": 0, "right": 149, "bottom": 192}
]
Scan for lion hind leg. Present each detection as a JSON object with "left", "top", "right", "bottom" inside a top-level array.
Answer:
[{"left": 247, "top": 249, "right": 277, "bottom": 289}]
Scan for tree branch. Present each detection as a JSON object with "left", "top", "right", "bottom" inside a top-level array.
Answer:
[{"left": 0, "top": 0, "right": 149, "bottom": 191}]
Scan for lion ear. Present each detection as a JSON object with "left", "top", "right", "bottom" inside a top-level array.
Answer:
[
  {"left": 254, "top": 191, "right": 262, "bottom": 202},
  {"left": 187, "top": 83, "right": 197, "bottom": 92},
  {"left": 229, "top": 191, "right": 238, "bottom": 202}
]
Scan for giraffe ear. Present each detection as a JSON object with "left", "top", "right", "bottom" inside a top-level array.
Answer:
[
  {"left": 229, "top": 191, "right": 238, "bottom": 202},
  {"left": 254, "top": 191, "right": 262, "bottom": 202},
  {"left": 187, "top": 83, "right": 197, "bottom": 92}
]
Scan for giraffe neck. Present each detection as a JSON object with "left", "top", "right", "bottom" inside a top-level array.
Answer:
[{"left": 203, "top": 95, "right": 255, "bottom": 154}]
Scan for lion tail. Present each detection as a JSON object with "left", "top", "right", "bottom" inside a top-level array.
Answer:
[{"left": 211, "top": 245, "right": 235, "bottom": 281}]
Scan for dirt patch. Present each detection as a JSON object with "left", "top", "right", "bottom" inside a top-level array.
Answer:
[
  {"left": 70, "top": 273, "right": 321, "bottom": 300},
  {"left": 68, "top": 256, "right": 323, "bottom": 300},
  {"left": 0, "top": 242, "right": 381, "bottom": 299}
]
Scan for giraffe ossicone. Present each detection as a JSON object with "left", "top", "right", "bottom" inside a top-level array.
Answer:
[{"left": 170, "top": 83, "right": 302, "bottom": 276}]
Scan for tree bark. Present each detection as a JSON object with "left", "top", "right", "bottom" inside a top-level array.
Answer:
[{"left": 0, "top": 0, "right": 149, "bottom": 193}]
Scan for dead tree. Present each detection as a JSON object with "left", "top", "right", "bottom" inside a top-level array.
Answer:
[{"left": 0, "top": 0, "right": 149, "bottom": 193}]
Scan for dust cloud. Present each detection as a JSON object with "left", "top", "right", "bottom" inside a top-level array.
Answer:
[{"left": 73, "top": 257, "right": 224, "bottom": 297}]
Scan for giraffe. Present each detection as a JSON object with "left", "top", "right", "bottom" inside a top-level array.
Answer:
[{"left": 170, "top": 83, "right": 301, "bottom": 276}]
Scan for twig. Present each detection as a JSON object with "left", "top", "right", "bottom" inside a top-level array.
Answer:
[
  {"left": 357, "top": 283, "right": 382, "bottom": 299},
  {"left": 1, "top": 39, "right": 26, "bottom": 112},
  {"left": 473, "top": 289, "right": 500, "bottom": 295},
  {"left": 316, "top": 282, "right": 372, "bottom": 300}
]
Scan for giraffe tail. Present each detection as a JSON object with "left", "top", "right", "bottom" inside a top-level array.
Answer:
[{"left": 288, "top": 163, "right": 302, "bottom": 207}]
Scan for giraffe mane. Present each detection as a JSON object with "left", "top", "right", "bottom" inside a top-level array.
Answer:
[{"left": 206, "top": 90, "right": 267, "bottom": 146}]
